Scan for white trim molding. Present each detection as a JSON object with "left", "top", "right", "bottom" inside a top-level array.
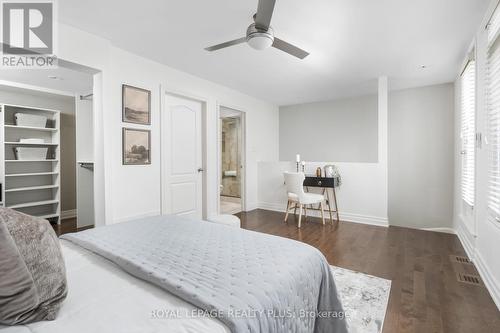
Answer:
[
  {"left": 256, "top": 202, "right": 389, "bottom": 227},
  {"left": 420, "top": 227, "right": 456, "bottom": 234},
  {"left": 245, "top": 202, "right": 259, "bottom": 212},
  {"left": 457, "top": 220, "right": 476, "bottom": 260},
  {"left": 61, "top": 209, "right": 77, "bottom": 220},
  {"left": 474, "top": 250, "right": 500, "bottom": 310},
  {"left": 456, "top": 221, "right": 500, "bottom": 310}
]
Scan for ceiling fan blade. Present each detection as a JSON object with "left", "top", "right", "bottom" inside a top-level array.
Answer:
[
  {"left": 272, "top": 37, "right": 309, "bottom": 59},
  {"left": 205, "top": 37, "right": 247, "bottom": 52},
  {"left": 255, "top": 0, "right": 276, "bottom": 30}
]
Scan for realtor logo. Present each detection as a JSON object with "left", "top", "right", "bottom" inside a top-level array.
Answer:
[{"left": 1, "top": 0, "right": 57, "bottom": 68}]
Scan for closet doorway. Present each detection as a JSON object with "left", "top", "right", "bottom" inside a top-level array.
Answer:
[
  {"left": 0, "top": 61, "right": 99, "bottom": 229},
  {"left": 219, "top": 106, "right": 245, "bottom": 215}
]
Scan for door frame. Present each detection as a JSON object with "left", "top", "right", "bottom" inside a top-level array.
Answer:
[
  {"left": 216, "top": 103, "right": 247, "bottom": 214},
  {"left": 160, "top": 87, "right": 208, "bottom": 219}
]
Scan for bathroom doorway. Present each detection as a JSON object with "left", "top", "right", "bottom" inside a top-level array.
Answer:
[{"left": 219, "top": 106, "right": 244, "bottom": 215}]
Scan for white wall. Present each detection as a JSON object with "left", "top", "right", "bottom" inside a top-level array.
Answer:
[
  {"left": 454, "top": 0, "right": 500, "bottom": 310},
  {"left": 389, "top": 83, "right": 455, "bottom": 230},
  {"left": 56, "top": 23, "right": 279, "bottom": 224},
  {"left": 279, "top": 94, "right": 378, "bottom": 163},
  {"left": 257, "top": 77, "right": 389, "bottom": 226}
]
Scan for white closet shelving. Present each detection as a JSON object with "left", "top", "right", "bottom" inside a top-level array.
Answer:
[{"left": 1, "top": 103, "right": 61, "bottom": 224}]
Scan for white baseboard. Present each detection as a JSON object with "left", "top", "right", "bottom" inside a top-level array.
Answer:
[
  {"left": 61, "top": 209, "right": 77, "bottom": 220},
  {"left": 420, "top": 227, "right": 456, "bottom": 234},
  {"left": 457, "top": 222, "right": 476, "bottom": 260},
  {"left": 340, "top": 212, "right": 389, "bottom": 227},
  {"left": 474, "top": 250, "right": 500, "bottom": 310},
  {"left": 245, "top": 202, "right": 258, "bottom": 212},
  {"left": 455, "top": 221, "right": 500, "bottom": 310},
  {"left": 257, "top": 202, "right": 388, "bottom": 227}
]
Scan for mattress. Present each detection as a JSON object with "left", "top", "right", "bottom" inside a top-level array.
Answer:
[{"left": 0, "top": 240, "right": 229, "bottom": 333}]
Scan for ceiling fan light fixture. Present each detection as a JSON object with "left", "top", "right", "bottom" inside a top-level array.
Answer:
[
  {"left": 204, "top": 1, "right": 309, "bottom": 58},
  {"left": 247, "top": 33, "right": 274, "bottom": 50}
]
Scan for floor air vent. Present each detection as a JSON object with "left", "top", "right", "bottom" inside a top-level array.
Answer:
[
  {"left": 450, "top": 255, "right": 472, "bottom": 264},
  {"left": 457, "top": 273, "right": 483, "bottom": 286}
]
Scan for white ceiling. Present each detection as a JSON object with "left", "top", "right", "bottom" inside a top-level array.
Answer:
[
  {"left": 59, "top": 0, "right": 490, "bottom": 105},
  {"left": 0, "top": 65, "right": 93, "bottom": 94}
]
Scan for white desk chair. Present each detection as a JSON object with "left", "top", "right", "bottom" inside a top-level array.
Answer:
[{"left": 283, "top": 172, "right": 326, "bottom": 228}]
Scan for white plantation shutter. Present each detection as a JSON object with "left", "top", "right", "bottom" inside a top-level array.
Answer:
[
  {"left": 488, "top": 3, "right": 500, "bottom": 47},
  {"left": 488, "top": 5, "right": 500, "bottom": 223},
  {"left": 461, "top": 59, "right": 476, "bottom": 207}
]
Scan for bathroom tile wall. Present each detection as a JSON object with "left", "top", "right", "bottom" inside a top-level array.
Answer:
[{"left": 221, "top": 117, "right": 241, "bottom": 197}]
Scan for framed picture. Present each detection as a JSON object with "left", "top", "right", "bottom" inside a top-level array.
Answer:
[
  {"left": 122, "top": 84, "right": 151, "bottom": 125},
  {"left": 122, "top": 128, "right": 151, "bottom": 165}
]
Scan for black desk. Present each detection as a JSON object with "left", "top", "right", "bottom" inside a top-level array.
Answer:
[{"left": 303, "top": 176, "right": 340, "bottom": 223}]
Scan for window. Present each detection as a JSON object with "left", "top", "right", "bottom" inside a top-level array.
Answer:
[
  {"left": 488, "top": 3, "right": 500, "bottom": 46},
  {"left": 460, "top": 58, "right": 476, "bottom": 207},
  {"left": 487, "top": 4, "right": 500, "bottom": 222}
]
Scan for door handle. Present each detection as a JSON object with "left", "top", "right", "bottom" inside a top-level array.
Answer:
[{"left": 197, "top": 168, "right": 204, "bottom": 173}]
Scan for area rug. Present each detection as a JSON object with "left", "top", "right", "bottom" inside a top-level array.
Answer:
[{"left": 331, "top": 266, "right": 391, "bottom": 333}]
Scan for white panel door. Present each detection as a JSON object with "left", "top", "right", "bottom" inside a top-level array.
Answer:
[{"left": 165, "top": 94, "right": 203, "bottom": 219}]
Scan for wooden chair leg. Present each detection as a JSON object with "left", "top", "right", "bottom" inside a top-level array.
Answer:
[
  {"left": 320, "top": 201, "right": 325, "bottom": 225},
  {"left": 326, "top": 188, "right": 333, "bottom": 224},
  {"left": 284, "top": 201, "right": 290, "bottom": 222},
  {"left": 294, "top": 204, "right": 297, "bottom": 216},
  {"left": 332, "top": 188, "right": 340, "bottom": 223},
  {"left": 298, "top": 204, "right": 303, "bottom": 228}
]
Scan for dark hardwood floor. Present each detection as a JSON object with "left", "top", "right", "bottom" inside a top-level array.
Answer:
[
  {"left": 53, "top": 218, "right": 90, "bottom": 235},
  {"left": 54, "top": 210, "right": 500, "bottom": 333}
]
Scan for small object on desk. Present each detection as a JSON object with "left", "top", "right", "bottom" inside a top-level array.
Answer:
[
  {"left": 324, "top": 165, "right": 335, "bottom": 177},
  {"left": 296, "top": 154, "right": 300, "bottom": 163},
  {"left": 324, "top": 164, "right": 342, "bottom": 186},
  {"left": 301, "top": 161, "right": 305, "bottom": 172},
  {"left": 316, "top": 167, "right": 322, "bottom": 177}
]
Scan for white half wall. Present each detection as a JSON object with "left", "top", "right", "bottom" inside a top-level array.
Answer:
[
  {"left": 56, "top": 23, "right": 279, "bottom": 224},
  {"left": 258, "top": 161, "right": 389, "bottom": 226},
  {"left": 257, "top": 77, "right": 389, "bottom": 226}
]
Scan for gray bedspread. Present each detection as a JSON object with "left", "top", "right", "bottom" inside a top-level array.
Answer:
[{"left": 61, "top": 215, "right": 347, "bottom": 333}]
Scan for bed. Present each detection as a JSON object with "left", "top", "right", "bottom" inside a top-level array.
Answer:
[
  {"left": 0, "top": 239, "right": 229, "bottom": 333},
  {"left": 1, "top": 215, "right": 347, "bottom": 333}
]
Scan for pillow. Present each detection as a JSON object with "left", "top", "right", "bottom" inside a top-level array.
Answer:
[{"left": 0, "top": 208, "right": 67, "bottom": 325}]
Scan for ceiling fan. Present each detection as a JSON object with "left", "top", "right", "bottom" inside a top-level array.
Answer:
[{"left": 204, "top": 0, "right": 309, "bottom": 59}]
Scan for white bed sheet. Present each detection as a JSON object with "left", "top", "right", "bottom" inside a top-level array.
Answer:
[{"left": 0, "top": 240, "right": 229, "bottom": 333}]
